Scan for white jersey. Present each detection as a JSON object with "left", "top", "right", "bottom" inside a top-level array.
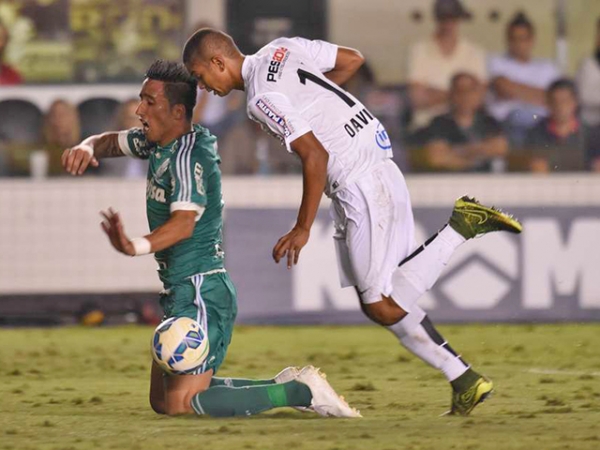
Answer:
[{"left": 242, "top": 37, "right": 393, "bottom": 195}]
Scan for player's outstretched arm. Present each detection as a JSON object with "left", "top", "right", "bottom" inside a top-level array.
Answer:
[
  {"left": 323, "top": 47, "right": 365, "bottom": 86},
  {"left": 272, "top": 132, "right": 328, "bottom": 268},
  {"left": 100, "top": 208, "right": 197, "bottom": 256},
  {"left": 62, "top": 132, "right": 123, "bottom": 176}
]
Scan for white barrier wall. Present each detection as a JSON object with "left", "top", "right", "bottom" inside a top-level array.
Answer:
[{"left": 1, "top": 174, "right": 599, "bottom": 322}]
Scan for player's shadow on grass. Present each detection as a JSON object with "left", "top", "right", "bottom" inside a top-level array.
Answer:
[
  {"left": 175, "top": 410, "right": 320, "bottom": 421},
  {"left": 250, "top": 411, "right": 321, "bottom": 420}
]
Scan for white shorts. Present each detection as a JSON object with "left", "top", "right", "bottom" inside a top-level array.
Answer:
[{"left": 330, "top": 160, "right": 416, "bottom": 304}]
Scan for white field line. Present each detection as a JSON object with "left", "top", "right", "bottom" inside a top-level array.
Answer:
[{"left": 525, "top": 368, "right": 600, "bottom": 377}]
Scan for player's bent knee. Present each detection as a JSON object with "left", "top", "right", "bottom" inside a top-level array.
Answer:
[
  {"left": 164, "top": 403, "right": 188, "bottom": 416},
  {"left": 164, "top": 396, "right": 192, "bottom": 416},
  {"left": 163, "top": 386, "right": 208, "bottom": 416},
  {"left": 362, "top": 297, "right": 407, "bottom": 326},
  {"left": 149, "top": 395, "right": 166, "bottom": 415}
]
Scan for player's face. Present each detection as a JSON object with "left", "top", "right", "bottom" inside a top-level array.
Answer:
[
  {"left": 508, "top": 26, "right": 534, "bottom": 61},
  {"left": 136, "top": 79, "right": 178, "bottom": 144},
  {"left": 186, "top": 58, "right": 233, "bottom": 97},
  {"left": 548, "top": 88, "right": 578, "bottom": 124}
]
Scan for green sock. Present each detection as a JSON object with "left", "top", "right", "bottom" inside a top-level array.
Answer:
[
  {"left": 191, "top": 381, "right": 312, "bottom": 417},
  {"left": 210, "top": 377, "right": 276, "bottom": 388},
  {"left": 450, "top": 368, "right": 480, "bottom": 393}
]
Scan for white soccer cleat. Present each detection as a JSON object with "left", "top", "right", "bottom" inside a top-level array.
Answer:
[
  {"left": 274, "top": 366, "right": 301, "bottom": 384},
  {"left": 296, "top": 365, "right": 362, "bottom": 418}
]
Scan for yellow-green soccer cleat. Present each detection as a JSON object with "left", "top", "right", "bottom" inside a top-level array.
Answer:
[
  {"left": 449, "top": 195, "right": 523, "bottom": 239},
  {"left": 449, "top": 377, "right": 494, "bottom": 416}
]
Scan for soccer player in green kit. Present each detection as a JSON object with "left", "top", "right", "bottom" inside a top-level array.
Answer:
[{"left": 62, "top": 60, "right": 360, "bottom": 418}]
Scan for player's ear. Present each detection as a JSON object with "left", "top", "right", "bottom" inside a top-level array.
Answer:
[
  {"left": 211, "top": 55, "right": 225, "bottom": 72},
  {"left": 173, "top": 104, "right": 186, "bottom": 120}
]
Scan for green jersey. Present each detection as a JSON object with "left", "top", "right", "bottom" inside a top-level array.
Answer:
[{"left": 118, "top": 125, "right": 225, "bottom": 287}]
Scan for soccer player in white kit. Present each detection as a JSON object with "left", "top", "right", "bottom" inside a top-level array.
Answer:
[{"left": 183, "top": 29, "right": 522, "bottom": 416}]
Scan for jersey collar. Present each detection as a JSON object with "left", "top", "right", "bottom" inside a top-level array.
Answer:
[{"left": 156, "top": 126, "right": 198, "bottom": 153}]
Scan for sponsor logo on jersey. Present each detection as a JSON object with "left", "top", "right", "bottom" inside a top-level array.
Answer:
[
  {"left": 153, "top": 159, "right": 170, "bottom": 182},
  {"left": 194, "top": 163, "right": 205, "bottom": 195},
  {"left": 255, "top": 98, "right": 291, "bottom": 137},
  {"left": 146, "top": 180, "right": 166, "bottom": 203},
  {"left": 343, "top": 108, "right": 375, "bottom": 138},
  {"left": 375, "top": 122, "right": 392, "bottom": 150},
  {"left": 170, "top": 167, "right": 176, "bottom": 192},
  {"left": 267, "top": 47, "right": 289, "bottom": 82},
  {"left": 132, "top": 137, "right": 145, "bottom": 154}
]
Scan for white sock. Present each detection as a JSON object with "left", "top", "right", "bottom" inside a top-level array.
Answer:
[
  {"left": 390, "top": 225, "right": 465, "bottom": 311},
  {"left": 387, "top": 305, "right": 469, "bottom": 382}
]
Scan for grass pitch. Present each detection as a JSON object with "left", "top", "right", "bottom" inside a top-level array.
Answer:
[{"left": 0, "top": 324, "right": 599, "bottom": 450}]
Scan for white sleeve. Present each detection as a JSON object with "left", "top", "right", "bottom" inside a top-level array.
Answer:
[
  {"left": 117, "top": 130, "right": 135, "bottom": 157},
  {"left": 248, "top": 92, "right": 312, "bottom": 152},
  {"left": 170, "top": 203, "right": 205, "bottom": 222},
  {"left": 117, "top": 128, "right": 153, "bottom": 159},
  {"left": 289, "top": 37, "right": 338, "bottom": 73}
]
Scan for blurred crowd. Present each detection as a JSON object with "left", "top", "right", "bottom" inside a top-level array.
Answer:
[
  {"left": 1, "top": 0, "right": 600, "bottom": 177},
  {"left": 404, "top": 0, "right": 600, "bottom": 173}
]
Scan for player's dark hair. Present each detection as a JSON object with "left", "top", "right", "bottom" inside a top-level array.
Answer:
[
  {"left": 547, "top": 78, "right": 578, "bottom": 99},
  {"left": 145, "top": 60, "right": 197, "bottom": 120},
  {"left": 507, "top": 11, "right": 535, "bottom": 36},
  {"left": 183, "top": 28, "right": 240, "bottom": 65}
]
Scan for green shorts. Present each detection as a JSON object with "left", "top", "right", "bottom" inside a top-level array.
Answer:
[{"left": 159, "top": 271, "right": 237, "bottom": 375}]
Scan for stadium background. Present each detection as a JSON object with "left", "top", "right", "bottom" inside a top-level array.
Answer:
[{"left": 0, "top": 0, "right": 599, "bottom": 326}]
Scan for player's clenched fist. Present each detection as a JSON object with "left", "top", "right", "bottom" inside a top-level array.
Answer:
[
  {"left": 272, "top": 226, "right": 310, "bottom": 269},
  {"left": 61, "top": 144, "right": 99, "bottom": 175}
]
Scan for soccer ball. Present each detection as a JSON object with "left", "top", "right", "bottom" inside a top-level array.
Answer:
[{"left": 151, "top": 317, "right": 209, "bottom": 375}]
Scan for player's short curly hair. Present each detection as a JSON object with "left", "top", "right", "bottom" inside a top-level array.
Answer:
[
  {"left": 183, "top": 28, "right": 240, "bottom": 66},
  {"left": 145, "top": 60, "right": 197, "bottom": 120}
]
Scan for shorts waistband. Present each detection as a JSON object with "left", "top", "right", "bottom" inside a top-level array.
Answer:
[
  {"left": 160, "top": 268, "right": 227, "bottom": 293},
  {"left": 329, "top": 158, "right": 393, "bottom": 197},
  {"left": 198, "top": 268, "right": 227, "bottom": 276}
]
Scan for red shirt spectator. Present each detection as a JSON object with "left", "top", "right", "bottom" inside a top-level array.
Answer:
[
  {"left": 0, "top": 63, "right": 22, "bottom": 85},
  {"left": 0, "top": 21, "right": 22, "bottom": 85}
]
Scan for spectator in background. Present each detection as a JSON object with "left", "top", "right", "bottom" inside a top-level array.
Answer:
[
  {"left": 407, "top": 0, "right": 486, "bottom": 129},
  {"left": 42, "top": 100, "right": 81, "bottom": 175},
  {"left": 218, "top": 120, "right": 302, "bottom": 175},
  {"left": 412, "top": 73, "right": 508, "bottom": 172},
  {"left": 524, "top": 79, "right": 600, "bottom": 172},
  {"left": 342, "top": 61, "right": 376, "bottom": 101},
  {"left": 0, "top": 139, "right": 9, "bottom": 177},
  {"left": 0, "top": 20, "right": 22, "bottom": 85},
  {"left": 576, "top": 17, "right": 600, "bottom": 127},
  {"left": 193, "top": 86, "right": 245, "bottom": 137},
  {"left": 99, "top": 98, "right": 148, "bottom": 177},
  {"left": 488, "top": 12, "right": 560, "bottom": 146}
]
